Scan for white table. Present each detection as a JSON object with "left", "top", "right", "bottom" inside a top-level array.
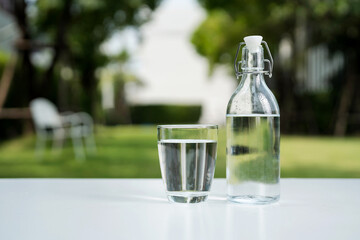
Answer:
[{"left": 0, "top": 179, "right": 359, "bottom": 240}]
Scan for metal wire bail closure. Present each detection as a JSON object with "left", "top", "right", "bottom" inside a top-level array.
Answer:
[{"left": 234, "top": 40, "right": 273, "bottom": 79}]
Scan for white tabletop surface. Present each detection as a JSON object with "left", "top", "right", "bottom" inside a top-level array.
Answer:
[{"left": 0, "top": 178, "right": 359, "bottom": 240}]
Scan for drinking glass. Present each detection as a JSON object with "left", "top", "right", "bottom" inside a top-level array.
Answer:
[{"left": 157, "top": 124, "right": 218, "bottom": 203}]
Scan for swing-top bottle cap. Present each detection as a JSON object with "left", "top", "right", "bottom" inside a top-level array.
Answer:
[
  {"left": 244, "top": 35, "right": 263, "bottom": 53},
  {"left": 234, "top": 35, "right": 273, "bottom": 78}
]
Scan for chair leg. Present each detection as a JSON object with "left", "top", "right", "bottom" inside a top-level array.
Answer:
[
  {"left": 71, "top": 125, "right": 85, "bottom": 160},
  {"left": 85, "top": 133, "right": 97, "bottom": 154},
  {"left": 35, "top": 135, "right": 46, "bottom": 159},
  {"left": 52, "top": 128, "right": 65, "bottom": 154},
  {"left": 76, "top": 112, "right": 96, "bottom": 156}
]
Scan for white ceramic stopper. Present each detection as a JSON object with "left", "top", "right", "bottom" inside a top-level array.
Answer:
[{"left": 244, "top": 35, "right": 263, "bottom": 53}]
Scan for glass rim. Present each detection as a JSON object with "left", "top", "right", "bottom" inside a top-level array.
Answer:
[{"left": 157, "top": 124, "right": 218, "bottom": 129}]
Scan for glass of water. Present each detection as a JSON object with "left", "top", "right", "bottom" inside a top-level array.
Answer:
[{"left": 157, "top": 124, "right": 218, "bottom": 203}]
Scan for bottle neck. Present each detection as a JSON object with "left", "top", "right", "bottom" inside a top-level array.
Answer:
[
  {"left": 241, "top": 45, "right": 264, "bottom": 73},
  {"left": 236, "top": 45, "right": 268, "bottom": 88},
  {"left": 239, "top": 72, "right": 265, "bottom": 88}
]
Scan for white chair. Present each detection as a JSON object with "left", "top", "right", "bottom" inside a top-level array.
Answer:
[{"left": 30, "top": 98, "right": 96, "bottom": 160}]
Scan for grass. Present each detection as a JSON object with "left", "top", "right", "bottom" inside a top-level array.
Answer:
[{"left": 0, "top": 125, "right": 359, "bottom": 178}]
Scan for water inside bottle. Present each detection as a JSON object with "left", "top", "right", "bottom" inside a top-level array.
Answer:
[{"left": 226, "top": 114, "right": 280, "bottom": 204}]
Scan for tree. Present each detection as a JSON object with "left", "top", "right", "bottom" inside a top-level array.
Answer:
[
  {"left": 0, "top": 0, "right": 159, "bottom": 119},
  {"left": 191, "top": 0, "right": 360, "bottom": 135}
]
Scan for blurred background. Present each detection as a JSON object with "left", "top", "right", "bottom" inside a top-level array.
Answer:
[{"left": 0, "top": 0, "right": 359, "bottom": 178}]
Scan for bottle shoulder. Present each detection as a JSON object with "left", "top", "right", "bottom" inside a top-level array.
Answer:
[{"left": 227, "top": 80, "right": 280, "bottom": 115}]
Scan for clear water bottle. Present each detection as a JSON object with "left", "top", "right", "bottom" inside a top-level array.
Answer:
[{"left": 226, "top": 35, "right": 280, "bottom": 204}]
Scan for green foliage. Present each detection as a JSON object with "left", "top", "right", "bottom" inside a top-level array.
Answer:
[
  {"left": 31, "top": 0, "right": 160, "bottom": 115},
  {"left": 0, "top": 51, "right": 10, "bottom": 78},
  {"left": 0, "top": 51, "right": 10, "bottom": 65},
  {"left": 130, "top": 105, "right": 202, "bottom": 124},
  {"left": 191, "top": 10, "right": 234, "bottom": 71},
  {"left": 192, "top": 0, "right": 360, "bottom": 135},
  {"left": 192, "top": 0, "right": 281, "bottom": 68},
  {"left": 192, "top": 0, "right": 360, "bottom": 67}
]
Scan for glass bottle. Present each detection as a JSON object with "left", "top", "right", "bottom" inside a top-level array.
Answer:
[{"left": 226, "top": 35, "right": 280, "bottom": 204}]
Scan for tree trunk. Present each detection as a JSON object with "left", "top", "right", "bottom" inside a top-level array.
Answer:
[
  {"left": 0, "top": 55, "right": 17, "bottom": 109},
  {"left": 334, "top": 55, "right": 356, "bottom": 136},
  {"left": 115, "top": 81, "right": 132, "bottom": 124},
  {"left": 40, "top": 0, "right": 73, "bottom": 97},
  {"left": 81, "top": 66, "right": 97, "bottom": 119},
  {"left": 12, "top": 0, "right": 36, "bottom": 101}
]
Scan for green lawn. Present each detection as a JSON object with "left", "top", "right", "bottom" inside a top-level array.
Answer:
[{"left": 0, "top": 125, "right": 359, "bottom": 178}]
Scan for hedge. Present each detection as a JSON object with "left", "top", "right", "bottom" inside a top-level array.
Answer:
[{"left": 130, "top": 104, "right": 202, "bottom": 124}]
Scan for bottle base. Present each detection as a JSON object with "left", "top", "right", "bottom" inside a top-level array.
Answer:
[{"left": 228, "top": 195, "right": 279, "bottom": 204}]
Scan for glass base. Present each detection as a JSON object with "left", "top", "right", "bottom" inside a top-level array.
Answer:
[
  {"left": 167, "top": 191, "right": 208, "bottom": 203},
  {"left": 228, "top": 195, "right": 279, "bottom": 204}
]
